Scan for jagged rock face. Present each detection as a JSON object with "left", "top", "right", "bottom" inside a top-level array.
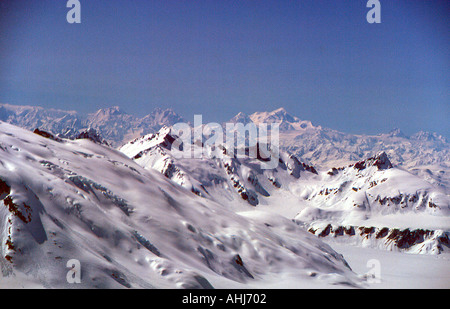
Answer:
[
  {"left": 351, "top": 152, "right": 393, "bottom": 171},
  {"left": 74, "top": 129, "right": 110, "bottom": 146},
  {"left": 306, "top": 223, "right": 449, "bottom": 255},
  {"left": 0, "top": 179, "right": 10, "bottom": 199},
  {"left": 33, "top": 128, "right": 62, "bottom": 142},
  {"left": 57, "top": 128, "right": 110, "bottom": 146},
  {"left": 33, "top": 127, "right": 110, "bottom": 147},
  {"left": 279, "top": 153, "right": 318, "bottom": 178}
]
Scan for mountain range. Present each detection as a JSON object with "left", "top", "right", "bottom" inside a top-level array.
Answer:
[
  {"left": 0, "top": 121, "right": 360, "bottom": 288},
  {"left": 119, "top": 126, "right": 449, "bottom": 255},
  {"left": 0, "top": 104, "right": 184, "bottom": 148},
  {"left": 1, "top": 103, "right": 448, "bottom": 192},
  {"left": 0, "top": 103, "right": 449, "bottom": 288}
]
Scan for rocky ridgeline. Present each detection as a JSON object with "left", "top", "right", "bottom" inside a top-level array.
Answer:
[
  {"left": 120, "top": 127, "right": 319, "bottom": 206},
  {"left": 33, "top": 127, "right": 110, "bottom": 146},
  {"left": 305, "top": 223, "right": 449, "bottom": 255}
]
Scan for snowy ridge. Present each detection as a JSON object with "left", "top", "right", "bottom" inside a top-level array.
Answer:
[
  {"left": 1, "top": 104, "right": 449, "bottom": 259},
  {"left": 58, "top": 128, "right": 111, "bottom": 146},
  {"left": 0, "top": 121, "right": 360, "bottom": 288},
  {"left": 2, "top": 103, "right": 448, "bottom": 179},
  {"left": 293, "top": 151, "right": 449, "bottom": 221},
  {"left": 292, "top": 152, "right": 450, "bottom": 254},
  {"left": 119, "top": 127, "right": 318, "bottom": 206}
]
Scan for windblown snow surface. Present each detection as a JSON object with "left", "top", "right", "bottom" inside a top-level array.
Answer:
[{"left": 0, "top": 122, "right": 362, "bottom": 289}]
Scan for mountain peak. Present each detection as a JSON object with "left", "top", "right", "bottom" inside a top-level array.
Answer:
[
  {"left": 228, "top": 112, "right": 252, "bottom": 124},
  {"left": 268, "top": 107, "right": 293, "bottom": 119},
  {"left": 387, "top": 128, "right": 407, "bottom": 138},
  {"left": 353, "top": 151, "right": 393, "bottom": 171},
  {"left": 272, "top": 107, "right": 288, "bottom": 114},
  {"left": 90, "top": 106, "right": 128, "bottom": 120},
  {"left": 143, "top": 108, "right": 184, "bottom": 126},
  {"left": 411, "top": 131, "right": 447, "bottom": 143},
  {"left": 100, "top": 106, "right": 125, "bottom": 115},
  {"left": 250, "top": 107, "right": 297, "bottom": 124}
]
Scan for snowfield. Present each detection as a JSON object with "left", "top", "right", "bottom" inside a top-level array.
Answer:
[
  {"left": 329, "top": 243, "right": 450, "bottom": 289},
  {"left": 0, "top": 122, "right": 362, "bottom": 289}
]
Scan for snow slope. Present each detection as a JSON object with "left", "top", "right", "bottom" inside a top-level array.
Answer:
[
  {"left": 329, "top": 243, "right": 450, "bottom": 289},
  {"left": 290, "top": 153, "right": 449, "bottom": 255},
  {"left": 0, "top": 121, "right": 360, "bottom": 288}
]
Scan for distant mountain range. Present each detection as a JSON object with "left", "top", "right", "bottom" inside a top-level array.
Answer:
[
  {"left": 238, "top": 107, "right": 450, "bottom": 194},
  {"left": 0, "top": 104, "right": 184, "bottom": 147},
  {"left": 1, "top": 103, "right": 449, "bottom": 192}
]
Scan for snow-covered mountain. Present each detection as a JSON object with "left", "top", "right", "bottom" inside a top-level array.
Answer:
[
  {"left": 2, "top": 104, "right": 448, "bottom": 193},
  {"left": 84, "top": 106, "right": 184, "bottom": 146},
  {"left": 1, "top": 103, "right": 449, "bottom": 288},
  {"left": 237, "top": 107, "right": 449, "bottom": 168},
  {"left": 292, "top": 152, "right": 449, "bottom": 255},
  {"left": 0, "top": 104, "right": 82, "bottom": 135},
  {"left": 119, "top": 126, "right": 318, "bottom": 207},
  {"left": 120, "top": 126, "right": 449, "bottom": 255},
  {"left": 0, "top": 121, "right": 361, "bottom": 288},
  {"left": 229, "top": 108, "right": 450, "bottom": 194}
]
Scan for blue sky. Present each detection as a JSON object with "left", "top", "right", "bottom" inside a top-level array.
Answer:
[{"left": 0, "top": 0, "right": 448, "bottom": 137}]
